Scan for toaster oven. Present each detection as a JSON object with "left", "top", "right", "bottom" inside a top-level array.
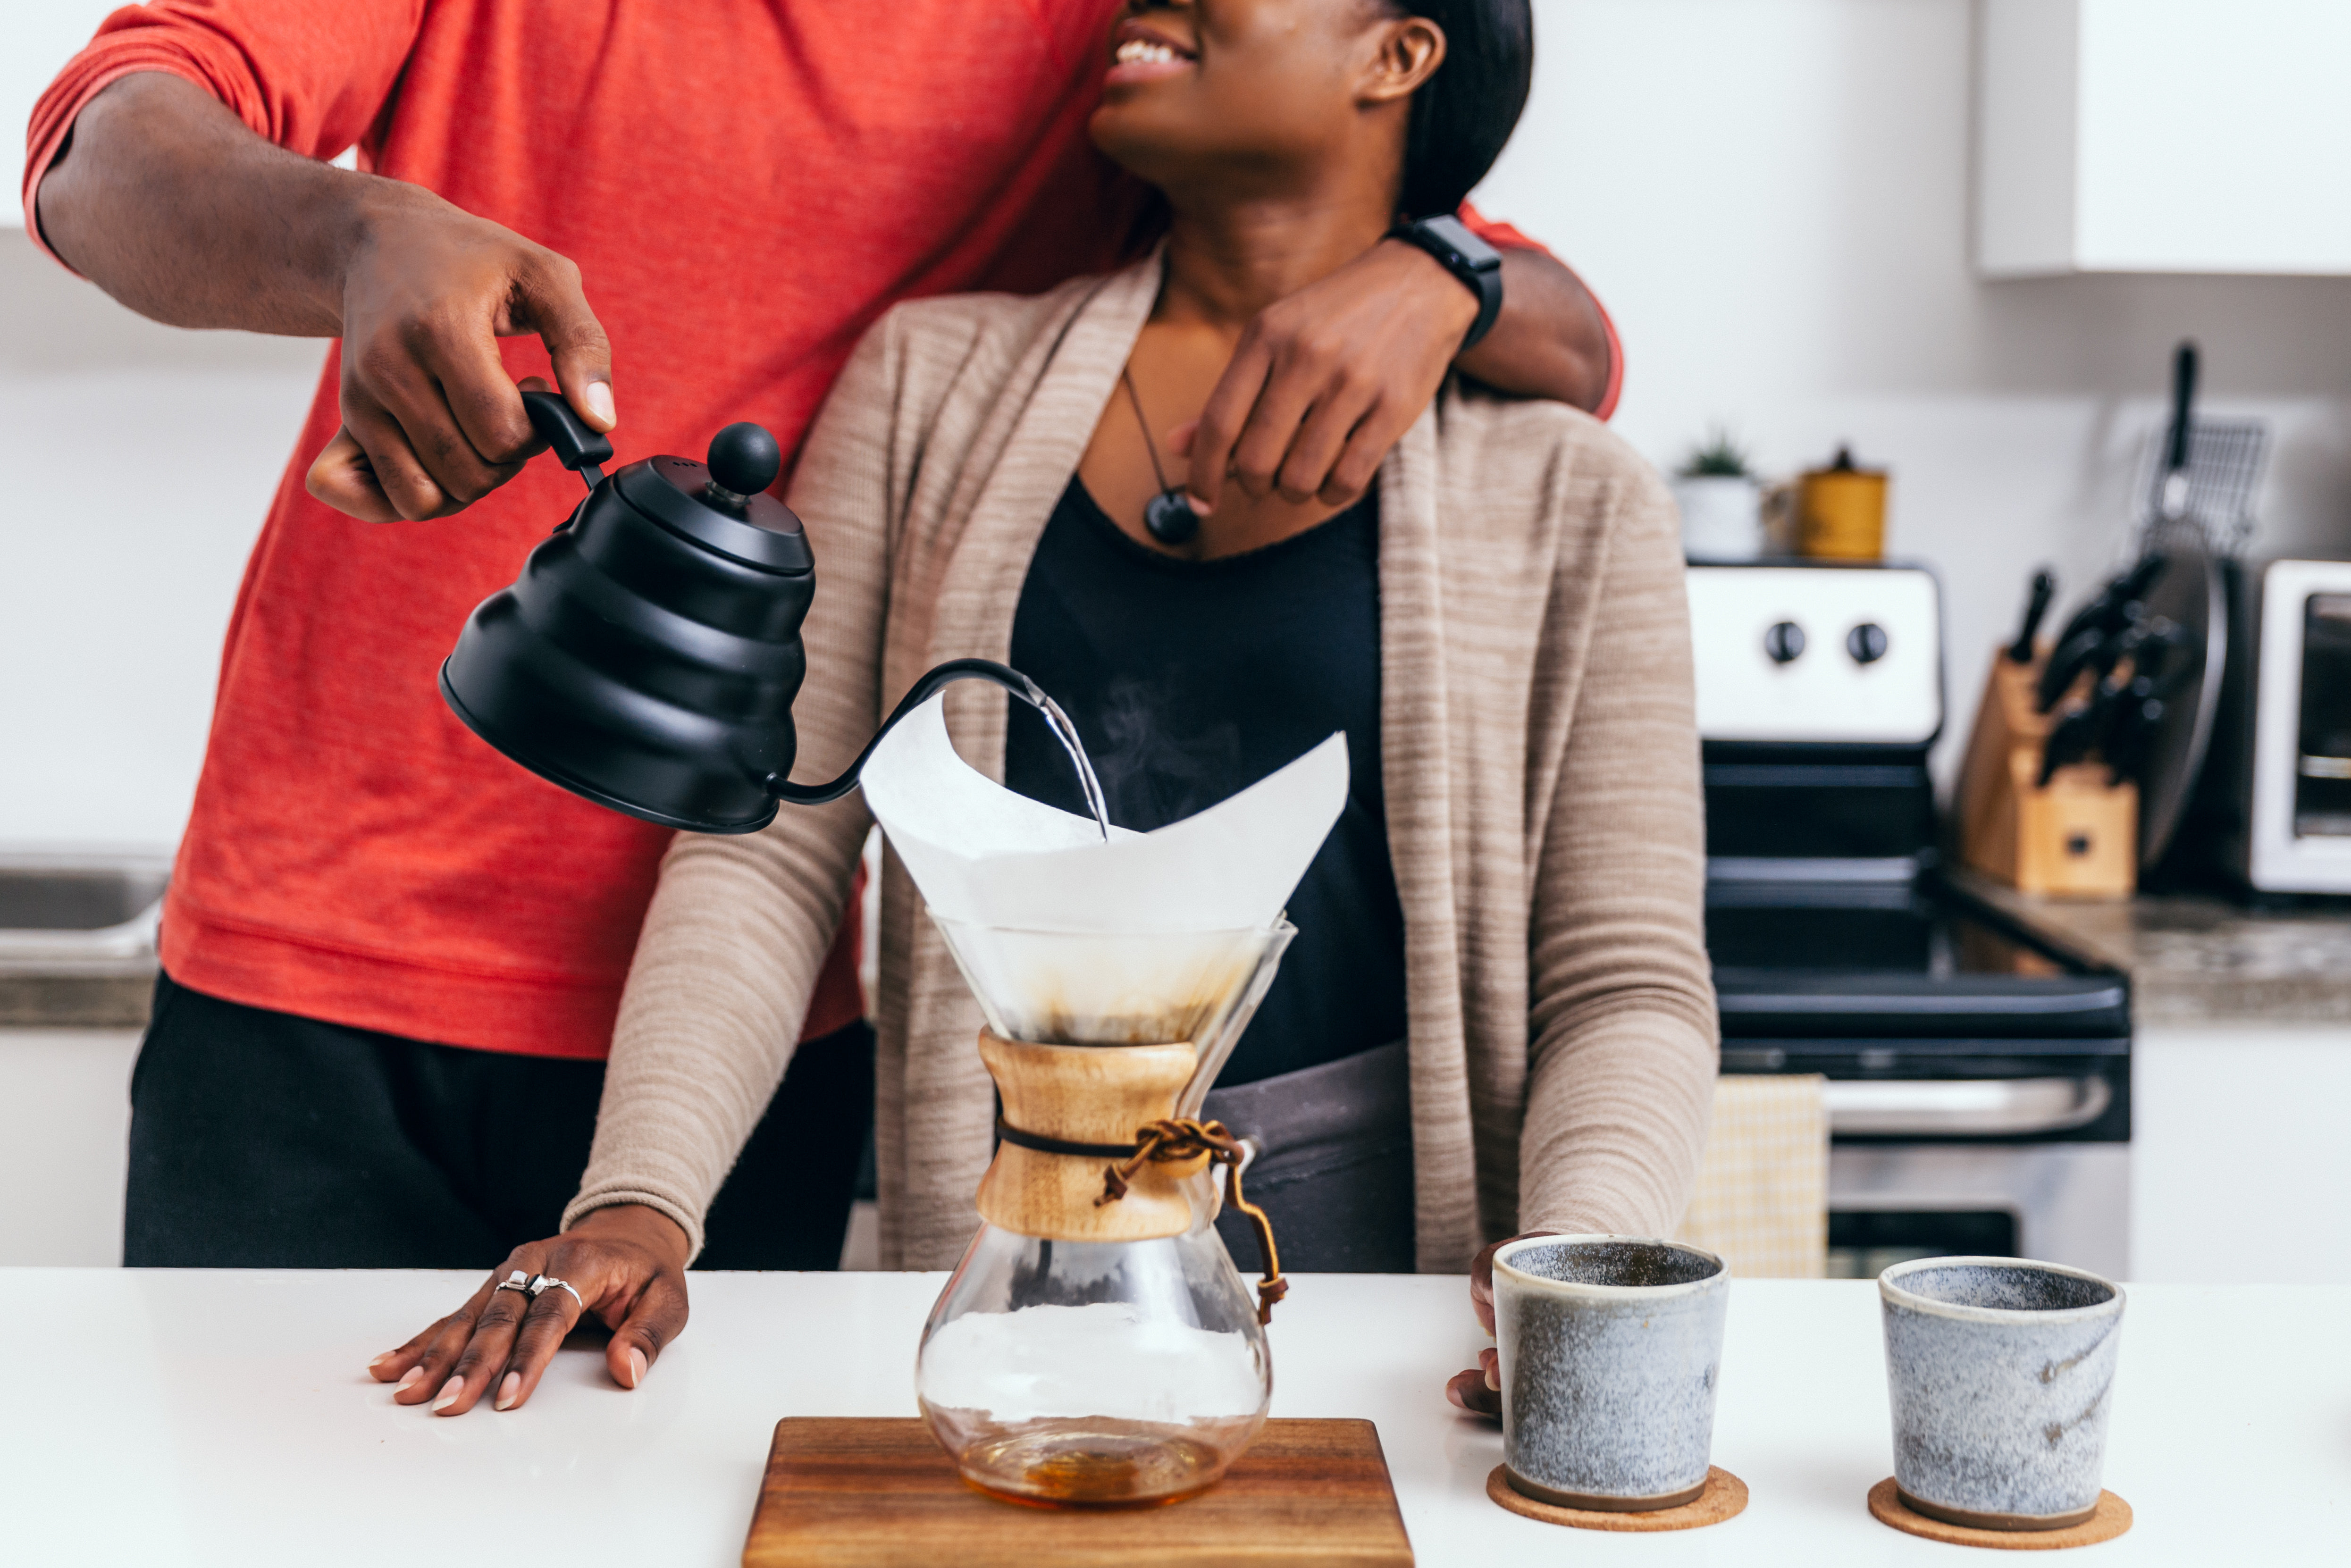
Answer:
[
  {"left": 2254, "top": 561, "right": 2351, "bottom": 890},
  {"left": 2159, "top": 557, "right": 2351, "bottom": 895}
]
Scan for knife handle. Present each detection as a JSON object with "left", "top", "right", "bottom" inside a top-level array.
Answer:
[
  {"left": 2007, "top": 570, "right": 2056, "bottom": 663},
  {"left": 2165, "top": 341, "right": 2198, "bottom": 475}
]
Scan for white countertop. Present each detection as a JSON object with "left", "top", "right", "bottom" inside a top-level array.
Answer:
[{"left": 5, "top": 1270, "right": 2341, "bottom": 1563}]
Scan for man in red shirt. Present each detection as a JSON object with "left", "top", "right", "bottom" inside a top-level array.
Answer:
[{"left": 27, "top": 1, "right": 1619, "bottom": 1279}]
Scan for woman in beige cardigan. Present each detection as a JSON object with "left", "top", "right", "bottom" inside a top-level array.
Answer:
[{"left": 389, "top": 0, "right": 1715, "bottom": 1417}]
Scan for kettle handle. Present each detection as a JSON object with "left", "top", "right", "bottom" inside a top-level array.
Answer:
[{"left": 521, "top": 390, "right": 616, "bottom": 490}]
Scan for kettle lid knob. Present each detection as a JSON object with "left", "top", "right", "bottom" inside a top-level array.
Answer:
[{"left": 706, "top": 422, "right": 782, "bottom": 500}]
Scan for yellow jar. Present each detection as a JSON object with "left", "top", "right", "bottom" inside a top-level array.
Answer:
[{"left": 1797, "top": 447, "right": 1888, "bottom": 560}]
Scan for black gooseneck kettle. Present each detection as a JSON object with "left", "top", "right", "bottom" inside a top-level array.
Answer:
[{"left": 440, "top": 392, "right": 1105, "bottom": 834}]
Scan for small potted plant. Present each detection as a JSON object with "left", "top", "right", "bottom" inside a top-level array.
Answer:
[{"left": 1671, "top": 428, "right": 1763, "bottom": 560}]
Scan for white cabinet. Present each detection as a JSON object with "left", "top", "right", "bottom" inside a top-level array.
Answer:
[
  {"left": 2131, "top": 1023, "right": 2351, "bottom": 1284},
  {"left": 0, "top": 1029, "right": 136, "bottom": 1265},
  {"left": 1976, "top": 0, "right": 2351, "bottom": 276}
]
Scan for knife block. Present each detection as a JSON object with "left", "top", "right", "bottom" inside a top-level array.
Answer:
[{"left": 1955, "top": 650, "right": 2137, "bottom": 898}]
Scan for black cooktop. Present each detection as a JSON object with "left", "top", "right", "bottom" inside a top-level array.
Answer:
[
  {"left": 1707, "top": 874, "right": 2132, "bottom": 1141},
  {"left": 1706, "top": 875, "right": 2130, "bottom": 1044}
]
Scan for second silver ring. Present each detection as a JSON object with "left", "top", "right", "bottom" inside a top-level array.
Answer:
[{"left": 526, "top": 1273, "right": 585, "bottom": 1311}]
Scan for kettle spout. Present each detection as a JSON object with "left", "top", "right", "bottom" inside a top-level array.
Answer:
[{"left": 766, "top": 659, "right": 1109, "bottom": 840}]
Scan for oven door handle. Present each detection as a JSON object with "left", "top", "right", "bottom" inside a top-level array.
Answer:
[{"left": 1822, "top": 1077, "right": 2113, "bottom": 1137}]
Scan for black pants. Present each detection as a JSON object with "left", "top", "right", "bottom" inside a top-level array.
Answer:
[{"left": 124, "top": 971, "right": 873, "bottom": 1270}]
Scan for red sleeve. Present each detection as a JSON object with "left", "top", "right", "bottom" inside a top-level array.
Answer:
[
  {"left": 22, "top": 0, "right": 426, "bottom": 268},
  {"left": 1458, "top": 200, "right": 1625, "bottom": 423}
]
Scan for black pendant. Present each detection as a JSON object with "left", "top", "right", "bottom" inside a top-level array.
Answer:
[{"left": 1144, "top": 488, "right": 1201, "bottom": 545}]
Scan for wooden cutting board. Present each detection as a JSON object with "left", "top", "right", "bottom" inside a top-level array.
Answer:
[{"left": 742, "top": 1417, "right": 1414, "bottom": 1568}]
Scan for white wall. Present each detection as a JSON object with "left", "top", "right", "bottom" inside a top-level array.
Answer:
[
  {"left": 0, "top": 1, "right": 120, "bottom": 230},
  {"left": 0, "top": 232, "right": 323, "bottom": 851},
  {"left": 5, "top": 0, "right": 2351, "bottom": 849},
  {"left": 1479, "top": 0, "right": 2351, "bottom": 781},
  {"left": 1, "top": 2, "right": 325, "bottom": 853}
]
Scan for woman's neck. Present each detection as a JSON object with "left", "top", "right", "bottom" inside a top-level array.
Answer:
[
  {"left": 1157, "top": 190, "right": 1392, "bottom": 330},
  {"left": 1080, "top": 169, "right": 1401, "bottom": 562}
]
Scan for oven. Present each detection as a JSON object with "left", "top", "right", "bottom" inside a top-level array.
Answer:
[
  {"left": 1688, "top": 560, "right": 2134, "bottom": 1278},
  {"left": 1708, "top": 869, "right": 2130, "bottom": 1279}
]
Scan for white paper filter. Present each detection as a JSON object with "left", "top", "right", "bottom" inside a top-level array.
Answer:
[
  {"left": 857, "top": 696, "right": 1342, "bottom": 1045},
  {"left": 858, "top": 695, "right": 1347, "bottom": 936}
]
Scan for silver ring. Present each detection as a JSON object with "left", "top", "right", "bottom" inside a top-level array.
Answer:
[
  {"left": 491, "top": 1268, "right": 532, "bottom": 1297},
  {"left": 527, "top": 1273, "right": 585, "bottom": 1311}
]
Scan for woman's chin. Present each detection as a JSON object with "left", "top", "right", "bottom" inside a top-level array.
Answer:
[{"left": 1088, "top": 110, "right": 1190, "bottom": 184}]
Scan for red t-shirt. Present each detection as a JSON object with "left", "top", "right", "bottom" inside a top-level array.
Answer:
[{"left": 26, "top": 0, "right": 1620, "bottom": 1060}]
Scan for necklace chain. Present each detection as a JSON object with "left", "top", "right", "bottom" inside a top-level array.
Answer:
[{"left": 1119, "top": 367, "right": 1177, "bottom": 495}]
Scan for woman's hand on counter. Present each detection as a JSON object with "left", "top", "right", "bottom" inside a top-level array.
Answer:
[
  {"left": 1444, "top": 1231, "right": 1557, "bottom": 1418},
  {"left": 367, "top": 1204, "right": 691, "bottom": 1416}
]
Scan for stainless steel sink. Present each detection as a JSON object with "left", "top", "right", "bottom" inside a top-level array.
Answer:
[{"left": 0, "top": 853, "right": 169, "bottom": 970}]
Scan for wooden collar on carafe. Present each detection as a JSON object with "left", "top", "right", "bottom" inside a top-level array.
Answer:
[{"left": 978, "top": 1030, "right": 1288, "bottom": 1322}]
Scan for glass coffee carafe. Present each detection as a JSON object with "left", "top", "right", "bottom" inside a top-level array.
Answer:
[{"left": 915, "top": 918, "right": 1295, "bottom": 1507}]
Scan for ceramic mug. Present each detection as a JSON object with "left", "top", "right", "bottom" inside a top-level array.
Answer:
[
  {"left": 1879, "top": 1256, "right": 2125, "bottom": 1530},
  {"left": 1492, "top": 1235, "right": 1730, "bottom": 1511}
]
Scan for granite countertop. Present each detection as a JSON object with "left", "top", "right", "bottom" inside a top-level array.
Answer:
[
  {"left": 12, "top": 872, "right": 2343, "bottom": 1033},
  {"left": 1948, "top": 867, "right": 2351, "bottom": 1027},
  {"left": 0, "top": 962, "right": 155, "bottom": 1029}
]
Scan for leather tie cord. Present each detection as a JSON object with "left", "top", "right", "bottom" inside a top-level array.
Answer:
[
  {"left": 1106, "top": 1118, "right": 1288, "bottom": 1324},
  {"left": 994, "top": 1115, "right": 1288, "bottom": 1323}
]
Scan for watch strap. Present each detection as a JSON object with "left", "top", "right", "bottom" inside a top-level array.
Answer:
[{"left": 1387, "top": 214, "right": 1505, "bottom": 351}]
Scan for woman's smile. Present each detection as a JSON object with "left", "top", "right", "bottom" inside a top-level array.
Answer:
[{"left": 1108, "top": 16, "right": 1198, "bottom": 85}]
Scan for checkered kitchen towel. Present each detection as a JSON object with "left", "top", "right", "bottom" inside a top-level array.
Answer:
[{"left": 1674, "top": 1074, "right": 1828, "bottom": 1279}]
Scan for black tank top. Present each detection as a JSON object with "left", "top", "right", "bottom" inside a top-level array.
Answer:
[{"left": 1001, "top": 478, "right": 1406, "bottom": 1086}]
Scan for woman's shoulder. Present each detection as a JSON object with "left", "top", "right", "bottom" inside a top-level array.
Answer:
[
  {"left": 1435, "top": 385, "right": 1668, "bottom": 510},
  {"left": 1429, "top": 384, "right": 1675, "bottom": 557}
]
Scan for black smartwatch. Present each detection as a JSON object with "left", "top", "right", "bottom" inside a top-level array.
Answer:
[{"left": 1387, "top": 214, "right": 1504, "bottom": 351}]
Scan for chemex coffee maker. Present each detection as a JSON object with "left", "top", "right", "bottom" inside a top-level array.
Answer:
[
  {"left": 913, "top": 916, "right": 1295, "bottom": 1506},
  {"left": 440, "top": 390, "right": 1106, "bottom": 833},
  {"left": 441, "top": 396, "right": 1308, "bottom": 1508}
]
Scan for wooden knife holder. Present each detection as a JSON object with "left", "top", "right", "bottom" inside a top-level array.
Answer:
[{"left": 1955, "top": 649, "right": 2137, "bottom": 898}]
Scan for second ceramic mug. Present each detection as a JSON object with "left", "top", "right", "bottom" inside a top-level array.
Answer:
[
  {"left": 1492, "top": 1235, "right": 1730, "bottom": 1511},
  {"left": 1879, "top": 1256, "right": 2125, "bottom": 1530}
]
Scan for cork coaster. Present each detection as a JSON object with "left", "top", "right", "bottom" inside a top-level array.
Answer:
[
  {"left": 1868, "top": 1478, "right": 2133, "bottom": 1549},
  {"left": 1486, "top": 1465, "right": 1747, "bottom": 1531}
]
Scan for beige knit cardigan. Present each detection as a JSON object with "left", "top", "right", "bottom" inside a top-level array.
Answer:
[{"left": 563, "top": 256, "right": 1719, "bottom": 1272}]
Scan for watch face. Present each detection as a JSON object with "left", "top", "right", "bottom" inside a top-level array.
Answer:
[{"left": 1413, "top": 215, "right": 1499, "bottom": 272}]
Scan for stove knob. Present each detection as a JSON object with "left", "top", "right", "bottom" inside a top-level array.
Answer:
[
  {"left": 1847, "top": 622, "right": 1889, "bottom": 664},
  {"left": 1764, "top": 621, "right": 1806, "bottom": 663}
]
